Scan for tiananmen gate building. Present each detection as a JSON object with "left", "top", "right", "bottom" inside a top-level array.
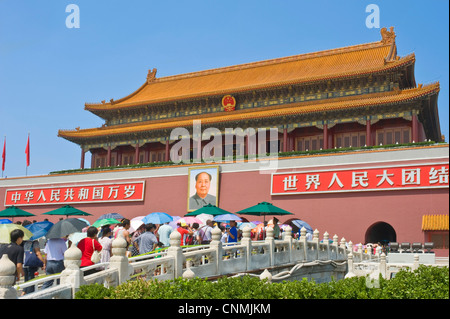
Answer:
[{"left": 1, "top": 27, "right": 448, "bottom": 255}]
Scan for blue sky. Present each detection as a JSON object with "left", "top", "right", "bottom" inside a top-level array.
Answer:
[{"left": 0, "top": 0, "right": 448, "bottom": 178}]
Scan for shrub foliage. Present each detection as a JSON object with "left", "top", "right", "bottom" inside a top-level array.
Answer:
[{"left": 75, "top": 265, "right": 448, "bottom": 299}]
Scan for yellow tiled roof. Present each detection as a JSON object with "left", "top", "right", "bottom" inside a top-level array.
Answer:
[
  {"left": 422, "top": 215, "right": 449, "bottom": 231},
  {"left": 85, "top": 39, "right": 412, "bottom": 110},
  {"left": 59, "top": 82, "right": 439, "bottom": 140}
]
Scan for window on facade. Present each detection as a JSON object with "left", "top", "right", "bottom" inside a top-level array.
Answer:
[
  {"left": 376, "top": 127, "right": 411, "bottom": 145},
  {"left": 123, "top": 155, "right": 134, "bottom": 165},
  {"left": 427, "top": 232, "right": 449, "bottom": 249},
  {"left": 296, "top": 135, "right": 323, "bottom": 151},
  {"left": 267, "top": 140, "right": 280, "bottom": 153},
  {"left": 95, "top": 156, "right": 106, "bottom": 168},
  {"left": 335, "top": 131, "right": 366, "bottom": 148},
  {"left": 150, "top": 150, "right": 166, "bottom": 162}
]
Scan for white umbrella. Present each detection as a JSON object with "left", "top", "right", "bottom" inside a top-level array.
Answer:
[
  {"left": 196, "top": 213, "right": 213, "bottom": 225},
  {"left": 68, "top": 232, "right": 87, "bottom": 245},
  {"left": 130, "top": 216, "right": 145, "bottom": 233}
]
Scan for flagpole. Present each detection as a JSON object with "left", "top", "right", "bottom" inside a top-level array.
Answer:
[
  {"left": 25, "top": 132, "right": 30, "bottom": 176},
  {"left": 1, "top": 135, "right": 5, "bottom": 178}
]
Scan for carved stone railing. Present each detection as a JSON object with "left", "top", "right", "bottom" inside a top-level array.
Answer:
[{"left": 1, "top": 226, "right": 357, "bottom": 299}]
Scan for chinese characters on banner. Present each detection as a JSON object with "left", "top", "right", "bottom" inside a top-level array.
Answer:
[
  {"left": 4, "top": 181, "right": 145, "bottom": 206},
  {"left": 271, "top": 164, "right": 449, "bottom": 195}
]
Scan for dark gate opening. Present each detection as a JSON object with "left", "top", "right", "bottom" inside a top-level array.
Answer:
[{"left": 365, "top": 222, "right": 396, "bottom": 244}]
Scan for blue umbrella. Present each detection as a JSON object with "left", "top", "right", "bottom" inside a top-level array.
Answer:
[
  {"left": 142, "top": 212, "right": 173, "bottom": 225},
  {"left": 237, "top": 222, "right": 257, "bottom": 230},
  {"left": 24, "top": 221, "right": 54, "bottom": 240},
  {"left": 0, "top": 219, "right": 12, "bottom": 224},
  {"left": 213, "top": 213, "right": 242, "bottom": 222},
  {"left": 97, "top": 213, "right": 125, "bottom": 221},
  {"left": 291, "top": 220, "right": 313, "bottom": 234}
]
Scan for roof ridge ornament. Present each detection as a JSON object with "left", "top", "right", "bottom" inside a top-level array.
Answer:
[
  {"left": 147, "top": 68, "right": 157, "bottom": 83},
  {"left": 380, "top": 26, "right": 396, "bottom": 45}
]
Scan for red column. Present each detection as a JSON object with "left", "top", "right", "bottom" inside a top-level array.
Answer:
[
  {"left": 80, "top": 149, "right": 85, "bottom": 169},
  {"left": 412, "top": 113, "right": 419, "bottom": 142},
  {"left": 283, "top": 128, "right": 287, "bottom": 152},
  {"left": 135, "top": 144, "right": 140, "bottom": 164},
  {"left": 106, "top": 145, "right": 111, "bottom": 167},
  {"left": 165, "top": 140, "right": 170, "bottom": 162},
  {"left": 366, "top": 120, "right": 372, "bottom": 146},
  {"left": 323, "top": 124, "right": 328, "bottom": 149}
]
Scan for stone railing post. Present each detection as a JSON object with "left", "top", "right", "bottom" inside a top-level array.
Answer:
[
  {"left": 209, "top": 226, "right": 223, "bottom": 276},
  {"left": 340, "top": 238, "right": 346, "bottom": 259},
  {"left": 332, "top": 234, "right": 339, "bottom": 260},
  {"left": 347, "top": 241, "right": 353, "bottom": 262},
  {"left": 0, "top": 254, "right": 17, "bottom": 299},
  {"left": 300, "top": 227, "right": 308, "bottom": 260},
  {"left": 166, "top": 230, "right": 183, "bottom": 278},
  {"left": 241, "top": 226, "right": 253, "bottom": 271},
  {"left": 344, "top": 252, "right": 356, "bottom": 279},
  {"left": 323, "top": 232, "right": 330, "bottom": 260},
  {"left": 357, "top": 243, "right": 363, "bottom": 262},
  {"left": 109, "top": 234, "right": 130, "bottom": 284},
  {"left": 380, "top": 253, "right": 387, "bottom": 279},
  {"left": 312, "top": 229, "right": 320, "bottom": 260},
  {"left": 265, "top": 227, "right": 274, "bottom": 266},
  {"left": 284, "top": 226, "right": 293, "bottom": 263},
  {"left": 60, "top": 244, "right": 85, "bottom": 297},
  {"left": 413, "top": 254, "right": 420, "bottom": 271}
]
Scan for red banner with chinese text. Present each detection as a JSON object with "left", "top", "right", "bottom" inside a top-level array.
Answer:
[
  {"left": 4, "top": 181, "right": 145, "bottom": 206},
  {"left": 271, "top": 163, "right": 449, "bottom": 195}
]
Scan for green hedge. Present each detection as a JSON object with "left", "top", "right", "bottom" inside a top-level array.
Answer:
[{"left": 74, "top": 265, "right": 448, "bottom": 299}]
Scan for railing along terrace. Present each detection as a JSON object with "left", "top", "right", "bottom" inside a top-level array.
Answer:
[{"left": 1, "top": 226, "right": 360, "bottom": 299}]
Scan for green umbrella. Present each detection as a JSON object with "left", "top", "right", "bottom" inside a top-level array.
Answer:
[
  {"left": 235, "top": 202, "right": 293, "bottom": 223},
  {"left": 42, "top": 205, "right": 92, "bottom": 218},
  {"left": 0, "top": 224, "right": 34, "bottom": 243},
  {"left": 185, "top": 204, "right": 232, "bottom": 216},
  {"left": 92, "top": 218, "right": 120, "bottom": 228},
  {"left": 0, "top": 206, "right": 36, "bottom": 219}
]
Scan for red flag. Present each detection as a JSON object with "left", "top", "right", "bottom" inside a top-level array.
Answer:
[
  {"left": 25, "top": 135, "right": 30, "bottom": 167},
  {"left": 2, "top": 137, "right": 5, "bottom": 172}
]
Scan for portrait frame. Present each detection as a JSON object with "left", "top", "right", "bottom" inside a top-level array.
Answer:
[{"left": 187, "top": 166, "right": 220, "bottom": 212}]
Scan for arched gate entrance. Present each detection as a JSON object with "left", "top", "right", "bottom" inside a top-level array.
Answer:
[{"left": 365, "top": 222, "right": 396, "bottom": 244}]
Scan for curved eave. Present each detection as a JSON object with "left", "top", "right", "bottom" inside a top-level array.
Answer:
[
  {"left": 85, "top": 54, "right": 415, "bottom": 118},
  {"left": 59, "top": 82, "right": 439, "bottom": 144}
]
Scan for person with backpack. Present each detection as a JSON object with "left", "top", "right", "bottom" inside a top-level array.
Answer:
[{"left": 197, "top": 220, "right": 213, "bottom": 244}]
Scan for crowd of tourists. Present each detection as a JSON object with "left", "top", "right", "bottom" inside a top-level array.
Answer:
[{"left": 0, "top": 215, "right": 303, "bottom": 295}]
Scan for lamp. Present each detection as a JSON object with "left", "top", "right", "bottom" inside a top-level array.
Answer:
[
  {"left": 389, "top": 242, "right": 399, "bottom": 253},
  {"left": 424, "top": 242, "right": 434, "bottom": 253},
  {"left": 400, "top": 242, "right": 411, "bottom": 253},
  {"left": 412, "top": 242, "right": 423, "bottom": 253}
]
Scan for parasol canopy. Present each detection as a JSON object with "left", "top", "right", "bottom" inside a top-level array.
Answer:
[
  {"left": 290, "top": 219, "right": 313, "bottom": 234},
  {"left": 24, "top": 220, "right": 54, "bottom": 240},
  {"left": 0, "top": 206, "right": 35, "bottom": 219},
  {"left": 195, "top": 213, "right": 214, "bottom": 225},
  {"left": 97, "top": 212, "right": 125, "bottom": 221},
  {"left": 92, "top": 218, "right": 120, "bottom": 228},
  {"left": 0, "top": 223, "right": 34, "bottom": 243},
  {"left": 213, "top": 213, "right": 242, "bottom": 222},
  {"left": 43, "top": 205, "right": 92, "bottom": 218},
  {"left": 45, "top": 218, "right": 89, "bottom": 239},
  {"left": 235, "top": 202, "right": 293, "bottom": 223},
  {"left": 237, "top": 222, "right": 257, "bottom": 230},
  {"left": 185, "top": 204, "right": 231, "bottom": 216},
  {"left": 142, "top": 212, "right": 173, "bottom": 225}
]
